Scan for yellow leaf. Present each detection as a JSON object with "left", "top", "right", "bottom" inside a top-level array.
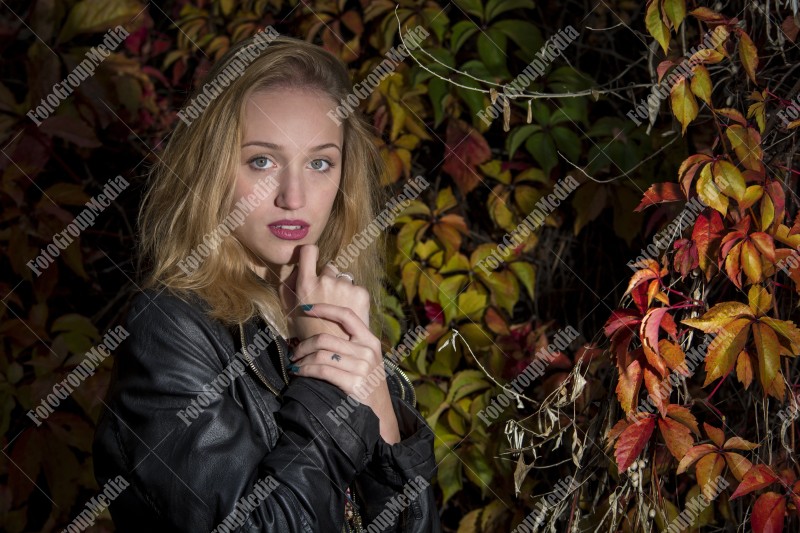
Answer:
[
  {"left": 682, "top": 301, "right": 753, "bottom": 333},
  {"left": 740, "top": 240, "right": 763, "bottom": 285},
  {"left": 670, "top": 77, "right": 699, "bottom": 134},
  {"left": 703, "top": 317, "right": 751, "bottom": 386},
  {"left": 753, "top": 322, "right": 784, "bottom": 399},
  {"left": 712, "top": 160, "right": 746, "bottom": 202},
  {"left": 690, "top": 65, "right": 712, "bottom": 105},
  {"left": 662, "top": 0, "right": 686, "bottom": 30},
  {"left": 726, "top": 125, "right": 763, "bottom": 172},
  {"left": 696, "top": 164, "right": 728, "bottom": 215},
  {"left": 748, "top": 285, "right": 772, "bottom": 316},
  {"left": 737, "top": 31, "right": 759, "bottom": 84},
  {"left": 646, "top": 0, "right": 670, "bottom": 53}
]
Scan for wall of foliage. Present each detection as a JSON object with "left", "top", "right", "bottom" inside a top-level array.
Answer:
[{"left": 1, "top": 0, "right": 799, "bottom": 531}]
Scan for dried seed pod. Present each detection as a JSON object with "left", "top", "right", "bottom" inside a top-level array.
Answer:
[
  {"left": 527, "top": 100, "right": 532, "bottom": 123},
  {"left": 503, "top": 96, "right": 511, "bottom": 132},
  {"left": 490, "top": 88, "right": 498, "bottom": 105}
]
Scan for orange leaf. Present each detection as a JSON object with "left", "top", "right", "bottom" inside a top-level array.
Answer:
[
  {"left": 640, "top": 308, "right": 672, "bottom": 376},
  {"left": 751, "top": 492, "right": 786, "bottom": 533},
  {"left": 736, "top": 350, "right": 754, "bottom": 389},
  {"left": 730, "top": 464, "right": 778, "bottom": 499},
  {"left": 659, "top": 416, "right": 694, "bottom": 459},
  {"left": 737, "top": 30, "right": 759, "bottom": 84},
  {"left": 670, "top": 77, "right": 699, "bottom": 134},
  {"left": 724, "top": 436, "right": 759, "bottom": 451},
  {"left": 725, "top": 452, "right": 753, "bottom": 481},
  {"left": 695, "top": 453, "right": 726, "bottom": 498},
  {"left": 624, "top": 260, "right": 665, "bottom": 297},
  {"left": 635, "top": 182, "right": 685, "bottom": 211},
  {"left": 666, "top": 404, "right": 700, "bottom": 435},
  {"left": 644, "top": 367, "right": 670, "bottom": 417},
  {"left": 659, "top": 339, "right": 686, "bottom": 371},
  {"left": 677, "top": 443, "right": 717, "bottom": 474},
  {"left": 616, "top": 360, "right": 643, "bottom": 414},
  {"left": 615, "top": 416, "right": 656, "bottom": 471},
  {"left": 704, "top": 422, "right": 726, "bottom": 447},
  {"left": 689, "top": 7, "right": 729, "bottom": 23}
]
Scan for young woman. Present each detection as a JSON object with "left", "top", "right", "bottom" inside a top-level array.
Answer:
[{"left": 93, "top": 31, "right": 440, "bottom": 532}]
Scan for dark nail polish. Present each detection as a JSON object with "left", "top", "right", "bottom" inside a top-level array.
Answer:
[
  {"left": 287, "top": 364, "right": 300, "bottom": 373},
  {"left": 301, "top": 304, "right": 313, "bottom": 311}
]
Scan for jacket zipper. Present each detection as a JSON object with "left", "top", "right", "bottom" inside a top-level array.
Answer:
[
  {"left": 239, "top": 322, "right": 288, "bottom": 396},
  {"left": 384, "top": 357, "right": 416, "bottom": 408}
]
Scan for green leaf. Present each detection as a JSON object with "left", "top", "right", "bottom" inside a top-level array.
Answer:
[
  {"left": 477, "top": 30, "right": 509, "bottom": 78},
  {"left": 525, "top": 132, "right": 558, "bottom": 175},
  {"left": 492, "top": 20, "right": 543, "bottom": 59},
  {"left": 59, "top": 0, "right": 143, "bottom": 43},
  {"left": 506, "top": 124, "right": 541, "bottom": 159},
  {"left": 486, "top": 0, "right": 536, "bottom": 21},
  {"left": 450, "top": 20, "right": 479, "bottom": 54},
  {"left": 551, "top": 126, "right": 581, "bottom": 162}
]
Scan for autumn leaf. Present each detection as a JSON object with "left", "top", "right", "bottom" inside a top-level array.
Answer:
[
  {"left": 659, "top": 416, "right": 693, "bottom": 459},
  {"left": 703, "top": 422, "right": 725, "bottom": 447},
  {"left": 701, "top": 316, "right": 751, "bottom": 386},
  {"left": 747, "top": 90, "right": 767, "bottom": 133},
  {"left": 751, "top": 492, "right": 786, "bottom": 533},
  {"left": 662, "top": 0, "right": 686, "bottom": 30},
  {"left": 634, "top": 182, "right": 685, "bottom": 211},
  {"left": 737, "top": 30, "right": 759, "bottom": 84},
  {"left": 696, "top": 164, "right": 728, "bottom": 215},
  {"left": 615, "top": 415, "right": 655, "bottom": 471},
  {"left": 682, "top": 301, "right": 753, "bottom": 333},
  {"left": 690, "top": 65, "right": 712, "bottom": 105},
  {"left": 616, "top": 359, "right": 643, "bottom": 414},
  {"left": 646, "top": 0, "right": 670, "bottom": 53},
  {"left": 695, "top": 452, "right": 726, "bottom": 499},
  {"left": 712, "top": 160, "right": 746, "bottom": 202},
  {"left": 671, "top": 77, "right": 699, "bottom": 134},
  {"left": 677, "top": 443, "right": 716, "bottom": 474},
  {"left": 753, "top": 322, "right": 785, "bottom": 399},
  {"left": 726, "top": 125, "right": 763, "bottom": 172},
  {"left": 730, "top": 464, "right": 778, "bottom": 498},
  {"left": 442, "top": 118, "right": 490, "bottom": 194}
]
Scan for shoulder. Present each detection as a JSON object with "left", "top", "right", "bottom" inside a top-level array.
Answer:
[{"left": 121, "top": 287, "right": 235, "bottom": 374}]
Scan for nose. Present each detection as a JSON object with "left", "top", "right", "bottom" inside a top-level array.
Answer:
[{"left": 274, "top": 165, "right": 305, "bottom": 211}]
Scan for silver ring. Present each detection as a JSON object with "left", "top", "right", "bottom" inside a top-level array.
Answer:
[{"left": 336, "top": 272, "right": 355, "bottom": 284}]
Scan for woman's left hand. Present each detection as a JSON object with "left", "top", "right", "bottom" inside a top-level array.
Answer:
[{"left": 288, "top": 302, "right": 401, "bottom": 444}]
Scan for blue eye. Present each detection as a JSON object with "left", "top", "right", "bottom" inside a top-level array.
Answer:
[
  {"left": 310, "top": 159, "right": 333, "bottom": 172},
  {"left": 249, "top": 156, "right": 274, "bottom": 170}
]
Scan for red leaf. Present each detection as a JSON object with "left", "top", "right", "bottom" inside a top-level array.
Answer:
[
  {"left": 604, "top": 309, "right": 642, "bottom": 338},
  {"left": 616, "top": 360, "right": 643, "bottom": 414},
  {"left": 751, "top": 492, "right": 786, "bottom": 533},
  {"left": 731, "top": 464, "right": 778, "bottom": 499},
  {"left": 442, "top": 118, "right": 490, "bottom": 194},
  {"left": 615, "top": 416, "right": 656, "bottom": 472},
  {"left": 635, "top": 183, "right": 686, "bottom": 211}
]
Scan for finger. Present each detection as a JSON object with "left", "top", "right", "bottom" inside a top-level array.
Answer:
[
  {"left": 296, "top": 244, "right": 319, "bottom": 286},
  {"left": 290, "top": 364, "right": 368, "bottom": 400},
  {"left": 293, "top": 349, "right": 370, "bottom": 376},
  {"left": 321, "top": 261, "right": 339, "bottom": 278},
  {"left": 291, "top": 332, "right": 372, "bottom": 362},
  {"left": 300, "top": 304, "right": 380, "bottom": 351}
]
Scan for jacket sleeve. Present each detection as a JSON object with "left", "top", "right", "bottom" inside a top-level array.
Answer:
[
  {"left": 351, "top": 368, "right": 441, "bottom": 532},
  {"left": 93, "top": 293, "right": 383, "bottom": 533}
]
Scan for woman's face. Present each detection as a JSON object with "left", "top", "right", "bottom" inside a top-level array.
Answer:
[{"left": 233, "top": 87, "right": 343, "bottom": 280}]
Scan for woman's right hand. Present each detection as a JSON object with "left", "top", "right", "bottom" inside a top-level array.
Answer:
[{"left": 280, "top": 244, "right": 371, "bottom": 342}]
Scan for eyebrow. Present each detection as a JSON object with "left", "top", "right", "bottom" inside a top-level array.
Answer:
[{"left": 241, "top": 141, "right": 341, "bottom": 152}]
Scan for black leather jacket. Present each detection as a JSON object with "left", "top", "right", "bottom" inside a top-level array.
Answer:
[{"left": 93, "top": 288, "right": 441, "bottom": 532}]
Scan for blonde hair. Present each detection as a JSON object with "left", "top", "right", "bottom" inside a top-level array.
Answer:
[{"left": 138, "top": 33, "right": 388, "bottom": 339}]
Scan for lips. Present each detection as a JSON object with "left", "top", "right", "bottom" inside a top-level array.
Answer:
[{"left": 268, "top": 219, "right": 309, "bottom": 241}]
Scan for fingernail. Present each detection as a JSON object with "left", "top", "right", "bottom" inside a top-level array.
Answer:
[
  {"left": 287, "top": 364, "right": 300, "bottom": 373},
  {"left": 301, "top": 304, "right": 313, "bottom": 311}
]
